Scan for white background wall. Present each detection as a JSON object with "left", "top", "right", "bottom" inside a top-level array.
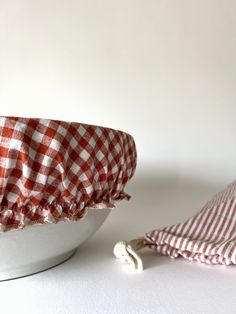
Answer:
[
  {"left": 1, "top": 3, "right": 236, "bottom": 313},
  {"left": 1, "top": 0, "right": 236, "bottom": 184}
]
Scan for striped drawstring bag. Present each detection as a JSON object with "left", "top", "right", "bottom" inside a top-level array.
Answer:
[{"left": 114, "top": 180, "right": 236, "bottom": 271}]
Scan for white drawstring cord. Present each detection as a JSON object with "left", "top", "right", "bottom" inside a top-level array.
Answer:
[{"left": 113, "top": 238, "right": 145, "bottom": 272}]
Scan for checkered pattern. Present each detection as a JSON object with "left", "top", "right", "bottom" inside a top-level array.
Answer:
[{"left": 0, "top": 116, "right": 137, "bottom": 232}]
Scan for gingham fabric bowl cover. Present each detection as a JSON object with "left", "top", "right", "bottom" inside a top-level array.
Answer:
[
  {"left": 0, "top": 116, "right": 137, "bottom": 232},
  {"left": 114, "top": 180, "right": 236, "bottom": 269}
]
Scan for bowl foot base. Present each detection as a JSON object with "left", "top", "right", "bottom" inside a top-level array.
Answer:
[{"left": 0, "top": 249, "right": 76, "bottom": 281}]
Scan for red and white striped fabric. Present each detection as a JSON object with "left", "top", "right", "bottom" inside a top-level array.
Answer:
[
  {"left": 145, "top": 180, "right": 236, "bottom": 265},
  {"left": 0, "top": 116, "right": 137, "bottom": 232}
]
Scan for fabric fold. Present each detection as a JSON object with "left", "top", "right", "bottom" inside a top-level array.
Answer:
[
  {"left": 114, "top": 180, "right": 236, "bottom": 270},
  {"left": 144, "top": 181, "right": 236, "bottom": 265}
]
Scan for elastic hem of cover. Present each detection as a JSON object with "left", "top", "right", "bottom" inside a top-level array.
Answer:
[{"left": 0, "top": 191, "right": 130, "bottom": 233}]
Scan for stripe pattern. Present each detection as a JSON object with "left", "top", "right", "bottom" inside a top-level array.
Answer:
[
  {"left": 0, "top": 116, "right": 137, "bottom": 232},
  {"left": 145, "top": 181, "right": 236, "bottom": 265}
]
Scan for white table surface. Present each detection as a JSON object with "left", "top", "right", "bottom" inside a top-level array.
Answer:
[{"left": 0, "top": 171, "right": 235, "bottom": 314}]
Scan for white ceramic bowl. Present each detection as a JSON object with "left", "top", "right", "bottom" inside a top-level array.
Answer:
[{"left": 0, "top": 208, "right": 111, "bottom": 281}]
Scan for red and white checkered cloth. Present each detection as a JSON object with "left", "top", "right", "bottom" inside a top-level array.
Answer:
[
  {"left": 145, "top": 180, "right": 236, "bottom": 265},
  {"left": 0, "top": 116, "right": 137, "bottom": 232}
]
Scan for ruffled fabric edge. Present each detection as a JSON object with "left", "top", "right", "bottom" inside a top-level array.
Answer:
[{"left": 0, "top": 191, "right": 130, "bottom": 233}]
